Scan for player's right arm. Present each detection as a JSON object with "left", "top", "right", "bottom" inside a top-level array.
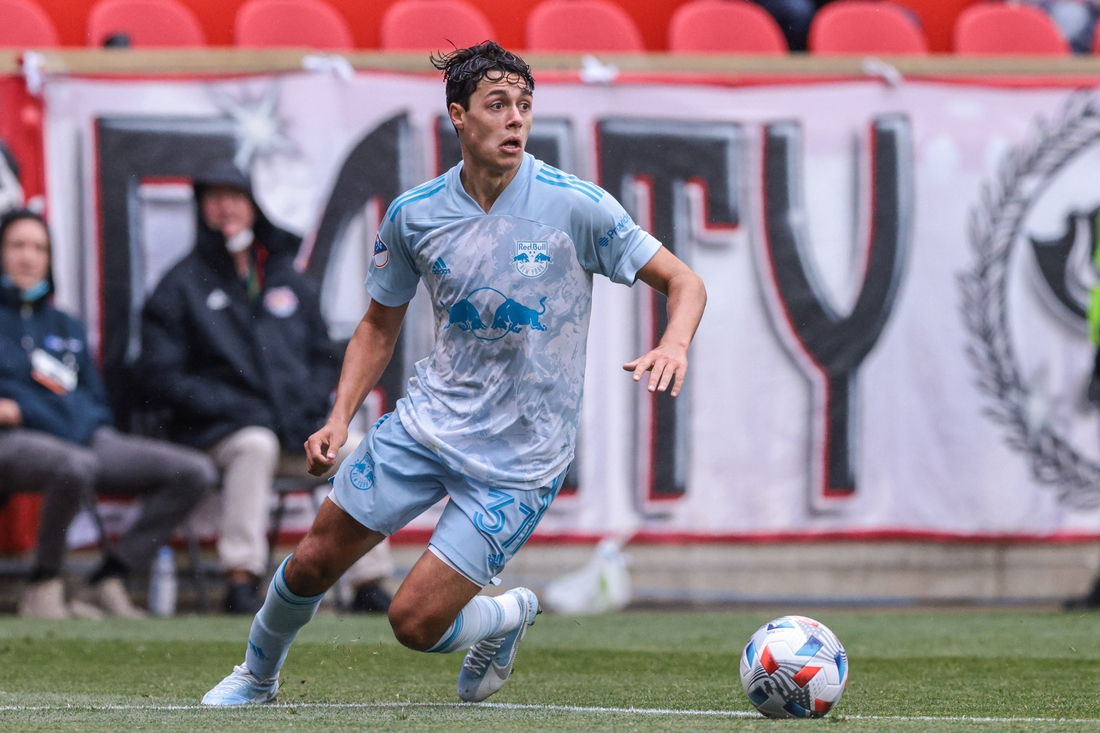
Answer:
[
  {"left": 307, "top": 194, "right": 421, "bottom": 475},
  {"left": 304, "top": 299, "right": 408, "bottom": 475}
]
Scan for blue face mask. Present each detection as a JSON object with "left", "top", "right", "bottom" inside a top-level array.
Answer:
[{"left": 1, "top": 274, "right": 50, "bottom": 303}]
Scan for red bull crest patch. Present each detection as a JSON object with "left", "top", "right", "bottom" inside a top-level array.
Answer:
[{"left": 514, "top": 240, "right": 551, "bottom": 278}]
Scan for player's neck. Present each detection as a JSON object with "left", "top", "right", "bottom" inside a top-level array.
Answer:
[{"left": 459, "top": 160, "right": 520, "bottom": 214}]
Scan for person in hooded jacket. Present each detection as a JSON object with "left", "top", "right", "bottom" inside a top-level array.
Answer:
[
  {"left": 139, "top": 162, "right": 394, "bottom": 614},
  {"left": 0, "top": 208, "right": 216, "bottom": 619}
]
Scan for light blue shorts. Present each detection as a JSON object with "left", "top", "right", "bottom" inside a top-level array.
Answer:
[{"left": 329, "top": 412, "right": 564, "bottom": 586}]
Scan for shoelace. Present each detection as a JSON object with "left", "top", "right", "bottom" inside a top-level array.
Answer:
[
  {"left": 462, "top": 637, "right": 504, "bottom": 674},
  {"left": 214, "top": 665, "right": 268, "bottom": 694}
]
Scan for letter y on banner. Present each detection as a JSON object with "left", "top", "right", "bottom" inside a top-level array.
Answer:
[{"left": 758, "top": 115, "right": 913, "bottom": 511}]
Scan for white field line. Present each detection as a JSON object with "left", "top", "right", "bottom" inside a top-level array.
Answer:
[{"left": 0, "top": 701, "right": 1097, "bottom": 723}]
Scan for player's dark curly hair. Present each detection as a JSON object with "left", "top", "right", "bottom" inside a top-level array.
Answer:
[{"left": 430, "top": 41, "right": 534, "bottom": 110}]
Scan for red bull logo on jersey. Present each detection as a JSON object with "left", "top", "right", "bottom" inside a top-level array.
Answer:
[
  {"left": 514, "top": 240, "right": 552, "bottom": 278},
  {"left": 443, "top": 287, "right": 548, "bottom": 340}
]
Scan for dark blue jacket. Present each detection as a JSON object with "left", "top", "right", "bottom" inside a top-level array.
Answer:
[
  {"left": 0, "top": 285, "right": 113, "bottom": 444},
  {"left": 138, "top": 206, "right": 341, "bottom": 451}
]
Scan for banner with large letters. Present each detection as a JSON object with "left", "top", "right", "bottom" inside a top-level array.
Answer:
[{"left": 38, "top": 72, "right": 1100, "bottom": 541}]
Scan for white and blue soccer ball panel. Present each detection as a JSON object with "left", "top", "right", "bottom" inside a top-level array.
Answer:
[{"left": 739, "top": 615, "right": 848, "bottom": 718}]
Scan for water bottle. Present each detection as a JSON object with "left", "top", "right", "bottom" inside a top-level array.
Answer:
[{"left": 148, "top": 545, "right": 178, "bottom": 617}]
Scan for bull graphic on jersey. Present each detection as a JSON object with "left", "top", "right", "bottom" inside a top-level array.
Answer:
[
  {"left": 443, "top": 287, "right": 548, "bottom": 340},
  {"left": 444, "top": 299, "right": 486, "bottom": 331},
  {"left": 493, "top": 297, "right": 548, "bottom": 333}
]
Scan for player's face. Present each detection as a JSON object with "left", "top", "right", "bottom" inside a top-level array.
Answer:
[
  {"left": 451, "top": 74, "right": 532, "bottom": 174},
  {"left": 1, "top": 217, "right": 50, "bottom": 291},
  {"left": 201, "top": 185, "right": 256, "bottom": 238}
]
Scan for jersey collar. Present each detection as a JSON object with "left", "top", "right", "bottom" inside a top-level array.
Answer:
[{"left": 451, "top": 153, "right": 532, "bottom": 217}]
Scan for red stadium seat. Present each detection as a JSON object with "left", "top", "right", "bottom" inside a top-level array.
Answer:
[
  {"left": 86, "top": 0, "right": 205, "bottom": 47},
  {"left": 235, "top": 0, "right": 354, "bottom": 49},
  {"left": 668, "top": 0, "right": 787, "bottom": 54},
  {"left": 526, "top": 0, "right": 645, "bottom": 52},
  {"left": 0, "top": 0, "right": 59, "bottom": 47},
  {"left": 809, "top": 1, "right": 928, "bottom": 55},
  {"left": 381, "top": 0, "right": 496, "bottom": 51},
  {"left": 954, "top": 2, "right": 1069, "bottom": 55}
]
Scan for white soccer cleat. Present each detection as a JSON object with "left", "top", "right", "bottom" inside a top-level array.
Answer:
[
  {"left": 457, "top": 587, "right": 540, "bottom": 702},
  {"left": 201, "top": 664, "right": 278, "bottom": 706}
]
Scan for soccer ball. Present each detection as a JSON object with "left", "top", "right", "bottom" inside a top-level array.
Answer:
[{"left": 739, "top": 615, "right": 848, "bottom": 718}]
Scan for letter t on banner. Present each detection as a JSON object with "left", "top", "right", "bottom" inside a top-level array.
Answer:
[{"left": 598, "top": 120, "right": 743, "bottom": 506}]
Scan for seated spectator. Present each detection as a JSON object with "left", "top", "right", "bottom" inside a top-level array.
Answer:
[
  {"left": 1025, "top": 0, "right": 1099, "bottom": 53},
  {"left": 138, "top": 162, "right": 395, "bottom": 615},
  {"left": 0, "top": 209, "right": 215, "bottom": 619}
]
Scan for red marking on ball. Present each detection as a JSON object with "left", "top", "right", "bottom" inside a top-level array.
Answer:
[
  {"left": 792, "top": 664, "right": 822, "bottom": 688},
  {"left": 760, "top": 645, "right": 779, "bottom": 675}
]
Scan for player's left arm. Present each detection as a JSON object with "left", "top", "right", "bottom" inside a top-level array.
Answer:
[{"left": 623, "top": 247, "right": 707, "bottom": 397}]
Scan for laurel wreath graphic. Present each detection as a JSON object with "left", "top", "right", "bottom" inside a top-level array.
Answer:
[{"left": 960, "top": 92, "right": 1100, "bottom": 509}]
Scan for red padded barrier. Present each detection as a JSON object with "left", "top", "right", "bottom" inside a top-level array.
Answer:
[
  {"left": 0, "top": 496, "right": 41, "bottom": 554},
  {"left": 19, "top": 0, "right": 984, "bottom": 52},
  {"left": 895, "top": 0, "right": 978, "bottom": 53}
]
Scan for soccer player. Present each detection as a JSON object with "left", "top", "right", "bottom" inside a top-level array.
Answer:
[{"left": 202, "top": 41, "right": 707, "bottom": 706}]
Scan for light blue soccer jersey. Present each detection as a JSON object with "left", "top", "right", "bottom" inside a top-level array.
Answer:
[{"left": 367, "top": 153, "right": 661, "bottom": 490}]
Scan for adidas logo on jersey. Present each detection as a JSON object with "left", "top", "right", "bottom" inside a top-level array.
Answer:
[{"left": 431, "top": 258, "right": 451, "bottom": 276}]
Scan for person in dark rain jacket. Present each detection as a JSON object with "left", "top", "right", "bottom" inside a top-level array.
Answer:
[
  {"left": 0, "top": 208, "right": 215, "bottom": 619},
  {"left": 139, "top": 162, "right": 394, "bottom": 614}
]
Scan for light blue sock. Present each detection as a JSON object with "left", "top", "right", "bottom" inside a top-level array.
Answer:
[
  {"left": 244, "top": 555, "right": 325, "bottom": 680},
  {"left": 426, "top": 593, "right": 521, "bottom": 654}
]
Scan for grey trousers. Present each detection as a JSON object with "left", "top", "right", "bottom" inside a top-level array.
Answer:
[{"left": 0, "top": 426, "right": 216, "bottom": 577}]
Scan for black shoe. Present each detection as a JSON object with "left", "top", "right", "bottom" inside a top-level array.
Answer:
[
  {"left": 1064, "top": 595, "right": 1100, "bottom": 611},
  {"left": 224, "top": 581, "right": 264, "bottom": 615},
  {"left": 350, "top": 581, "right": 392, "bottom": 613},
  {"left": 1064, "top": 575, "right": 1100, "bottom": 611},
  {"left": 1065, "top": 597, "right": 1089, "bottom": 611}
]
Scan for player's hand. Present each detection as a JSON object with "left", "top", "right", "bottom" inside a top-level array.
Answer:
[
  {"left": 623, "top": 344, "right": 689, "bottom": 397},
  {"left": 305, "top": 421, "right": 348, "bottom": 476},
  {"left": 0, "top": 398, "right": 22, "bottom": 427}
]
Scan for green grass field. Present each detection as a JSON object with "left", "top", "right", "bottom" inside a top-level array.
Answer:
[{"left": 2, "top": 607, "right": 1100, "bottom": 731}]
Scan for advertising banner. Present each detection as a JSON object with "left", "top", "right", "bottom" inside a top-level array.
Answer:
[{"left": 39, "top": 71, "right": 1100, "bottom": 541}]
